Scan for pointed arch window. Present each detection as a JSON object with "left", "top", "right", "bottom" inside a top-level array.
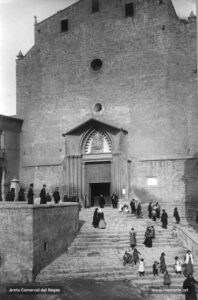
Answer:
[{"left": 84, "top": 129, "right": 112, "bottom": 154}]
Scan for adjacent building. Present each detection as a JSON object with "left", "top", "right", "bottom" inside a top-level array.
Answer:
[{"left": 0, "top": 115, "right": 23, "bottom": 200}]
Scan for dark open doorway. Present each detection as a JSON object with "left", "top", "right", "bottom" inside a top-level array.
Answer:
[{"left": 90, "top": 183, "right": 110, "bottom": 207}]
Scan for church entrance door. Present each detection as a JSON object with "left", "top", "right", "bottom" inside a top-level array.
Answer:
[
  {"left": 90, "top": 183, "right": 111, "bottom": 207},
  {"left": 85, "top": 161, "right": 111, "bottom": 206}
]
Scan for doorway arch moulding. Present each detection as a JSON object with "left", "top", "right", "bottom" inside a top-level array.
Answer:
[{"left": 62, "top": 118, "right": 130, "bottom": 204}]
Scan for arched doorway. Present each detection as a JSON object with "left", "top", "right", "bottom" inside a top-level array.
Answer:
[
  {"left": 83, "top": 129, "right": 112, "bottom": 206},
  {"left": 63, "top": 118, "right": 129, "bottom": 206}
]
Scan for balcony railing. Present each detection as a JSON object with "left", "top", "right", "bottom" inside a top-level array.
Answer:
[{"left": 0, "top": 149, "right": 6, "bottom": 159}]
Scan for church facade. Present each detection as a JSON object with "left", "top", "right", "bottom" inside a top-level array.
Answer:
[{"left": 16, "top": 0, "right": 198, "bottom": 210}]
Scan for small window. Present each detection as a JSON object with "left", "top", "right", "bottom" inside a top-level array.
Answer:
[
  {"left": 60, "top": 19, "right": 68, "bottom": 32},
  {"left": 91, "top": 59, "right": 103, "bottom": 71},
  {"left": 91, "top": 0, "right": 99, "bottom": 13},
  {"left": 44, "top": 242, "right": 48, "bottom": 252},
  {"left": 125, "top": 2, "right": 134, "bottom": 17}
]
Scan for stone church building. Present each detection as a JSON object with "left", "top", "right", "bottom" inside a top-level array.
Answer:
[{"left": 16, "top": 0, "right": 198, "bottom": 211}]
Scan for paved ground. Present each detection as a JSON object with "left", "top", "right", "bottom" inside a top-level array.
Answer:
[{"left": 0, "top": 279, "right": 146, "bottom": 300}]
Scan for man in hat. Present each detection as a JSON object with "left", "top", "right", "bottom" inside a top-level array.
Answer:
[
  {"left": 27, "top": 183, "right": 34, "bottom": 204},
  {"left": 53, "top": 187, "right": 61, "bottom": 204},
  {"left": 40, "top": 184, "right": 47, "bottom": 204}
]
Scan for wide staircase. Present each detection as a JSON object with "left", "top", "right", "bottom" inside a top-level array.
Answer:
[{"left": 36, "top": 207, "right": 198, "bottom": 300}]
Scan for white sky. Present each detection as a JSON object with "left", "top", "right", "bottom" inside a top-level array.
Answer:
[{"left": 0, "top": 0, "right": 196, "bottom": 116}]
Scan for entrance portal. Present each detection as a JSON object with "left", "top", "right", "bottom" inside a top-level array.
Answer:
[{"left": 90, "top": 183, "right": 111, "bottom": 207}]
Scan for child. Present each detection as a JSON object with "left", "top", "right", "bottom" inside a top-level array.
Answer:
[
  {"left": 138, "top": 258, "right": 145, "bottom": 277},
  {"left": 153, "top": 261, "right": 159, "bottom": 276},
  {"left": 174, "top": 256, "right": 182, "bottom": 276},
  {"left": 163, "top": 270, "right": 171, "bottom": 287},
  {"left": 133, "top": 248, "right": 141, "bottom": 265}
]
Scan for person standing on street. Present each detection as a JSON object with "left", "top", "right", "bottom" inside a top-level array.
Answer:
[
  {"left": 27, "top": 183, "right": 34, "bottom": 204},
  {"left": 40, "top": 184, "right": 47, "bottom": 204},
  {"left": 53, "top": 187, "right": 61, "bottom": 204}
]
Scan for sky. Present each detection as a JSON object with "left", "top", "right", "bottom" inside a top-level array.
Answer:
[{"left": 0, "top": 0, "right": 196, "bottom": 116}]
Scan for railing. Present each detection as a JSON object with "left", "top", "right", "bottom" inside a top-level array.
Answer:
[{"left": 0, "top": 149, "right": 6, "bottom": 158}]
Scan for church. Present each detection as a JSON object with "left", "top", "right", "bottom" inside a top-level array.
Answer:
[{"left": 16, "top": 0, "right": 197, "bottom": 212}]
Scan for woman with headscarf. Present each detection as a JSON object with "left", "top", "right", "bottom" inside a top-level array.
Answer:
[
  {"left": 136, "top": 203, "right": 142, "bottom": 218},
  {"left": 92, "top": 208, "right": 100, "bottom": 228},
  {"left": 143, "top": 227, "right": 153, "bottom": 248},
  {"left": 173, "top": 207, "right": 180, "bottom": 224},
  {"left": 163, "top": 270, "right": 171, "bottom": 288},
  {"left": 160, "top": 252, "right": 166, "bottom": 273}
]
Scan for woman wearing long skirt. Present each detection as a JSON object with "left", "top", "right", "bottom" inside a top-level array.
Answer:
[
  {"left": 92, "top": 208, "right": 100, "bottom": 228},
  {"left": 160, "top": 252, "right": 166, "bottom": 273},
  {"left": 143, "top": 227, "right": 153, "bottom": 248},
  {"left": 130, "top": 228, "right": 137, "bottom": 249},
  {"left": 184, "top": 250, "right": 194, "bottom": 277}
]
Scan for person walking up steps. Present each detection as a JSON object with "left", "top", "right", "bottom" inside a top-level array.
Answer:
[
  {"left": 161, "top": 209, "right": 168, "bottom": 228},
  {"left": 164, "top": 270, "right": 171, "bottom": 288},
  {"left": 153, "top": 261, "right": 159, "bottom": 277},
  {"left": 129, "top": 228, "right": 137, "bottom": 250},
  {"left": 148, "top": 202, "right": 152, "bottom": 218},
  {"left": 173, "top": 207, "right": 180, "bottom": 224},
  {"left": 133, "top": 248, "right": 141, "bottom": 265},
  {"left": 160, "top": 252, "right": 166, "bottom": 273}
]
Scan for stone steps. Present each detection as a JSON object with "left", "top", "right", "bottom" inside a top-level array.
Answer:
[{"left": 36, "top": 207, "right": 197, "bottom": 299}]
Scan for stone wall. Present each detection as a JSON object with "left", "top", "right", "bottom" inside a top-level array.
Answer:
[
  {"left": 0, "top": 203, "right": 79, "bottom": 283},
  {"left": 16, "top": 0, "right": 197, "bottom": 206}
]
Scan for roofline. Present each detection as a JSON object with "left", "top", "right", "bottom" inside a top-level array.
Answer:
[
  {"left": 35, "top": 0, "right": 81, "bottom": 27},
  {"left": 0, "top": 114, "right": 23, "bottom": 123},
  {"left": 62, "top": 118, "right": 128, "bottom": 136}
]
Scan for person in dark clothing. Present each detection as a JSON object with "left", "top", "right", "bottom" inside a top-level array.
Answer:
[
  {"left": 27, "top": 183, "right": 34, "bottom": 204},
  {"left": 182, "top": 274, "right": 198, "bottom": 300},
  {"left": 161, "top": 209, "right": 168, "bottom": 228},
  {"left": 17, "top": 187, "right": 25, "bottom": 201},
  {"left": 53, "top": 187, "right": 60, "bottom": 204},
  {"left": 114, "top": 194, "right": 118, "bottom": 209},
  {"left": 40, "top": 184, "right": 47, "bottom": 204},
  {"left": 148, "top": 202, "right": 152, "bottom": 218},
  {"left": 152, "top": 205, "right": 157, "bottom": 221},
  {"left": 5, "top": 191, "right": 12, "bottom": 201},
  {"left": 136, "top": 203, "right": 142, "bottom": 218},
  {"left": 164, "top": 270, "right": 171, "bottom": 287},
  {"left": 99, "top": 194, "right": 105, "bottom": 208},
  {"left": 10, "top": 188, "right": 15, "bottom": 201},
  {"left": 156, "top": 202, "right": 161, "bottom": 218},
  {"left": 143, "top": 227, "right": 153, "bottom": 248},
  {"left": 46, "top": 193, "right": 51, "bottom": 202},
  {"left": 92, "top": 208, "right": 100, "bottom": 228},
  {"left": 133, "top": 248, "right": 141, "bottom": 265},
  {"left": 153, "top": 261, "right": 159, "bottom": 276},
  {"left": 173, "top": 207, "right": 180, "bottom": 224},
  {"left": 111, "top": 194, "right": 116, "bottom": 208},
  {"left": 160, "top": 252, "right": 166, "bottom": 273},
  {"left": 130, "top": 199, "right": 136, "bottom": 214},
  {"left": 123, "top": 251, "right": 133, "bottom": 266}
]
